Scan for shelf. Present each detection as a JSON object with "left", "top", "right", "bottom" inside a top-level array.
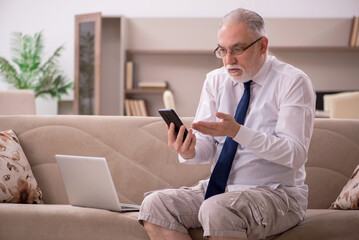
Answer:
[
  {"left": 126, "top": 18, "right": 219, "bottom": 52},
  {"left": 125, "top": 88, "right": 167, "bottom": 94},
  {"left": 269, "top": 46, "right": 359, "bottom": 52},
  {"left": 126, "top": 49, "right": 215, "bottom": 55},
  {"left": 127, "top": 47, "right": 359, "bottom": 55},
  {"left": 125, "top": 18, "right": 354, "bottom": 52}
]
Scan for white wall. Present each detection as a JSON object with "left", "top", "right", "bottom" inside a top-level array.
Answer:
[{"left": 0, "top": 0, "right": 358, "bottom": 93}]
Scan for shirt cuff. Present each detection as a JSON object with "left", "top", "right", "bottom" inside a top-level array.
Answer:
[
  {"left": 178, "top": 154, "right": 187, "bottom": 163},
  {"left": 178, "top": 154, "right": 198, "bottom": 164},
  {"left": 233, "top": 125, "right": 256, "bottom": 147}
]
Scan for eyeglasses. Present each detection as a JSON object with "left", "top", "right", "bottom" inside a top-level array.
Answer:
[{"left": 214, "top": 37, "right": 263, "bottom": 59}]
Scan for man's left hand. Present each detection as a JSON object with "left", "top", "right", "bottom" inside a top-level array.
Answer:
[{"left": 191, "top": 112, "right": 240, "bottom": 138}]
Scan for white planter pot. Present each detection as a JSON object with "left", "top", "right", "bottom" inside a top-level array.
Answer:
[{"left": 35, "top": 97, "right": 58, "bottom": 115}]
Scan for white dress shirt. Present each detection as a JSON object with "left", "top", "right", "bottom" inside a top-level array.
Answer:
[{"left": 179, "top": 55, "right": 316, "bottom": 215}]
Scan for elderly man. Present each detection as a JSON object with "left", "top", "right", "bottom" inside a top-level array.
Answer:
[{"left": 138, "top": 8, "right": 316, "bottom": 240}]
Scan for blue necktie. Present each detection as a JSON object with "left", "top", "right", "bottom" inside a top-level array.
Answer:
[{"left": 204, "top": 80, "right": 252, "bottom": 199}]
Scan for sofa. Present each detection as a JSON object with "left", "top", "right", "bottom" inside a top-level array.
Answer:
[{"left": 0, "top": 115, "right": 358, "bottom": 240}]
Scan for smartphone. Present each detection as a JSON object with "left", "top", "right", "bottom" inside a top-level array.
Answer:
[{"left": 158, "top": 109, "right": 188, "bottom": 142}]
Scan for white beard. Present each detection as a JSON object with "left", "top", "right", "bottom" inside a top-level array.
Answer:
[
  {"left": 225, "top": 64, "right": 252, "bottom": 83},
  {"left": 226, "top": 47, "right": 262, "bottom": 83}
]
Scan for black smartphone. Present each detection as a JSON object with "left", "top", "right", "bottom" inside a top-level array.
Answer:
[{"left": 158, "top": 109, "right": 188, "bottom": 142}]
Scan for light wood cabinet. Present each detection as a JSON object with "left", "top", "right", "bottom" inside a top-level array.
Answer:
[{"left": 74, "top": 13, "right": 125, "bottom": 115}]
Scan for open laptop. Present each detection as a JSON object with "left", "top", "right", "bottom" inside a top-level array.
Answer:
[{"left": 55, "top": 154, "right": 140, "bottom": 212}]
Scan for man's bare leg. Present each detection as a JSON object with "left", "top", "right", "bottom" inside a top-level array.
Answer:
[{"left": 143, "top": 221, "right": 192, "bottom": 240}]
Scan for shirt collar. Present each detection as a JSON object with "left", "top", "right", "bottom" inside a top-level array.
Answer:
[{"left": 251, "top": 55, "right": 271, "bottom": 86}]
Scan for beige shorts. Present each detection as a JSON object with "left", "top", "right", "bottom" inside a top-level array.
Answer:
[{"left": 138, "top": 184, "right": 303, "bottom": 240}]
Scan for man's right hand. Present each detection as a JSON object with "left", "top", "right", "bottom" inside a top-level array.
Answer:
[{"left": 168, "top": 123, "right": 196, "bottom": 159}]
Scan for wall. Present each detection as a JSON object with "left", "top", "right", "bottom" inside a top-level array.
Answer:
[{"left": 0, "top": 0, "right": 358, "bottom": 111}]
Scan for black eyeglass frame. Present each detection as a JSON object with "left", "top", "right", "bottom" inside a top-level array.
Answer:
[{"left": 214, "top": 36, "right": 263, "bottom": 58}]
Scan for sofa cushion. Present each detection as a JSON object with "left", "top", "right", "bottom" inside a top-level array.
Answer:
[
  {"left": 0, "top": 130, "right": 43, "bottom": 204},
  {"left": 272, "top": 209, "right": 359, "bottom": 240},
  {"left": 0, "top": 204, "right": 149, "bottom": 240},
  {"left": 305, "top": 120, "right": 359, "bottom": 209},
  {"left": 330, "top": 164, "right": 359, "bottom": 210}
]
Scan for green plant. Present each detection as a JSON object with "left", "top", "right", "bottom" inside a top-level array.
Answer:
[{"left": 0, "top": 31, "right": 72, "bottom": 100}]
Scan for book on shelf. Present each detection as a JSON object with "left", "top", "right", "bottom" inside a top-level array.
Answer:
[
  {"left": 133, "top": 100, "right": 142, "bottom": 116},
  {"left": 126, "top": 61, "right": 134, "bottom": 90},
  {"left": 124, "top": 99, "right": 132, "bottom": 116},
  {"left": 138, "top": 99, "right": 148, "bottom": 116},
  {"left": 349, "top": 16, "right": 359, "bottom": 47},
  {"left": 138, "top": 81, "right": 167, "bottom": 89},
  {"left": 125, "top": 99, "right": 148, "bottom": 116}
]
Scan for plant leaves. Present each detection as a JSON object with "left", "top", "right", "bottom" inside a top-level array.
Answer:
[
  {"left": 0, "top": 57, "right": 21, "bottom": 88},
  {"left": 0, "top": 31, "right": 72, "bottom": 99}
]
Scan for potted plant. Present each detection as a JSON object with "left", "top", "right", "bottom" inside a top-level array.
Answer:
[{"left": 0, "top": 31, "right": 72, "bottom": 114}]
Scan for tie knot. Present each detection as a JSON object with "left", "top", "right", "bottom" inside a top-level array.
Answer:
[{"left": 244, "top": 80, "right": 252, "bottom": 90}]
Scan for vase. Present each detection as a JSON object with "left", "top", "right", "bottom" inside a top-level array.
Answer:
[{"left": 35, "top": 97, "right": 58, "bottom": 115}]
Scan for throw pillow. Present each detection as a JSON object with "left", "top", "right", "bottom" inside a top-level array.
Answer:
[
  {"left": 0, "top": 130, "right": 43, "bottom": 203},
  {"left": 330, "top": 164, "right": 359, "bottom": 210}
]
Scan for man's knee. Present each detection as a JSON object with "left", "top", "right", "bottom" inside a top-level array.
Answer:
[
  {"left": 139, "top": 190, "right": 177, "bottom": 229},
  {"left": 139, "top": 188, "right": 202, "bottom": 233},
  {"left": 198, "top": 195, "right": 245, "bottom": 230},
  {"left": 199, "top": 196, "right": 226, "bottom": 223},
  {"left": 140, "top": 190, "right": 172, "bottom": 215}
]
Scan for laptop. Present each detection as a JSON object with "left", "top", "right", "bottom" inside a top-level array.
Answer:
[{"left": 55, "top": 154, "right": 140, "bottom": 212}]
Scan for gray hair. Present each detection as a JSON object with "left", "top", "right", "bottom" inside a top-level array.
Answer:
[{"left": 219, "top": 8, "right": 267, "bottom": 38}]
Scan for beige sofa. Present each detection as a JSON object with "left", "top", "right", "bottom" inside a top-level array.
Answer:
[{"left": 0, "top": 115, "right": 358, "bottom": 240}]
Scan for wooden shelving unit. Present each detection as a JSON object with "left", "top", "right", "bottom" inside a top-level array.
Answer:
[
  {"left": 73, "top": 13, "right": 125, "bottom": 116},
  {"left": 125, "top": 88, "right": 167, "bottom": 94},
  {"left": 126, "top": 49, "right": 215, "bottom": 55},
  {"left": 268, "top": 46, "right": 359, "bottom": 52},
  {"left": 123, "top": 17, "right": 359, "bottom": 116},
  {"left": 67, "top": 15, "right": 359, "bottom": 116}
]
